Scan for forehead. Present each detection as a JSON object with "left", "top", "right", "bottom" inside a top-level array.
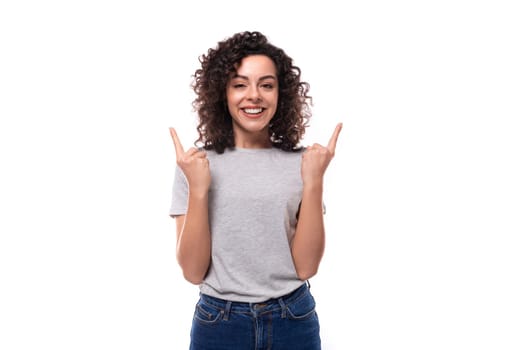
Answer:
[{"left": 233, "top": 55, "right": 277, "bottom": 77}]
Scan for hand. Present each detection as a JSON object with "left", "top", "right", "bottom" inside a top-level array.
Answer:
[
  {"left": 170, "top": 127, "right": 211, "bottom": 195},
  {"left": 301, "top": 123, "right": 342, "bottom": 186}
]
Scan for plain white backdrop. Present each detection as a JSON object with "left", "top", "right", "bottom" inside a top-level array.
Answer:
[{"left": 1, "top": 0, "right": 524, "bottom": 349}]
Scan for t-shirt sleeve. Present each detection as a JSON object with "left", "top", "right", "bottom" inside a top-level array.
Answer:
[{"left": 169, "top": 165, "right": 188, "bottom": 217}]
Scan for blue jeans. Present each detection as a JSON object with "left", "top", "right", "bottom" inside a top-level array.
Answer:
[{"left": 189, "top": 283, "right": 321, "bottom": 349}]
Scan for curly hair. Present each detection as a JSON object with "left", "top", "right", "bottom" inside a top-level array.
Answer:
[{"left": 192, "top": 31, "right": 312, "bottom": 153}]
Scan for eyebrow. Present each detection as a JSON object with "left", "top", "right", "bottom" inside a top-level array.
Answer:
[{"left": 232, "top": 74, "right": 277, "bottom": 81}]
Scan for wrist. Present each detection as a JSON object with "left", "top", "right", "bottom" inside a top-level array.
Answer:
[
  {"left": 302, "top": 179, "right": 324, "bottom": 193},
  {"left": 188, "top": 186, "right": 209, "bottom": 200}
]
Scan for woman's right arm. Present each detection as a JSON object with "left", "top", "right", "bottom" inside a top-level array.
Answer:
[{"left": 170, "top": 127, "right": 211, "bottom": 285}]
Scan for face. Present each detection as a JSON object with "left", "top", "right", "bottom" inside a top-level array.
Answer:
[{"left": 226, "top": 55, "right": 278, "bottom": 147}]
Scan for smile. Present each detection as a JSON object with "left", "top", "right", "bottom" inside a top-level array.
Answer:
[
  {"left": 242, "top": 108, "right": 264, "bottom": 114},
  {"left": 241, "top": 107, "right": 265, "bottom": 118}
]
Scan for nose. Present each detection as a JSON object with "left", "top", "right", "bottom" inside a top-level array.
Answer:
[{"left": 247, "top": 84, "right": 261, "bottom": 102}]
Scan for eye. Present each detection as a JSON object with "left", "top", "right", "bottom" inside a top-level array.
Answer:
[
  {"left": 261, "top": 83, "right": 274, "bottom": 89},
  {"left": 233, "top": 83, "right": 246, "bottom": 89}
]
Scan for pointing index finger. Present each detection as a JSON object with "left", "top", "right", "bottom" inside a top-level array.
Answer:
[
  {"left": 169, "top": 127, "right": 185, "bottom": 157},
  {"left": 327, "top": 123, "right": 343, "bottom": 154}
]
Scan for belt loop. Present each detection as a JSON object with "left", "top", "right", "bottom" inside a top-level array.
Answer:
[
  {"left": 223, "top": 301, "right": 232, "bottom": 321},
  {"left": 278, "top": 297, "right": 286, "bottom": 319},
  {"left": 306, "top": 280, "right": 311, "bottom": 289}
]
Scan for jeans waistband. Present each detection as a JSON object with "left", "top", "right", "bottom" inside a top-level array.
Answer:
[{"left": 199, "top": 283, "right": 309, "bottom": 317}]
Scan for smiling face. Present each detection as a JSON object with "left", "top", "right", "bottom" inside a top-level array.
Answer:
[{"left": 226, "top": 55, "right": 278, "bottom": 148}]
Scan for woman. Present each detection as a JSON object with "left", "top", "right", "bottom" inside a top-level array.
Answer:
[{"left": 170, "top": 31, "right": 342, "bottom": 349}]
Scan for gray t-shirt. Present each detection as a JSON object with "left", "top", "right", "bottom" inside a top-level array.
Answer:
[{"left": 170, "top": 147, "right": 305, "bottom": 302}]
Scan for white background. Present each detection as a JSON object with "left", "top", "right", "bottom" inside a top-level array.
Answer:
[{"left": 1, "top": 0, "right": 524, "bottom": 349}]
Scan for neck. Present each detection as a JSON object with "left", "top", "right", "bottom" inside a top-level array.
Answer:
[{"left": 234, "top": 131, "right": 272, "bottom": 149}]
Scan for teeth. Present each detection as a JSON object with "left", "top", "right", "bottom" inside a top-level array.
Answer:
[{"left": 244, "top": 108, "right": 263, "bottom": 114}]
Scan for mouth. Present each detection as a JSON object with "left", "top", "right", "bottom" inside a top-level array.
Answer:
[{"left": 241, "top": 107, "right": 265, "bottom": 118}]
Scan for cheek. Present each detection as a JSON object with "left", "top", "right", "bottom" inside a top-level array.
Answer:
[
  {"left": 226, "top": 91, "right": 242, "bottom": 106},
  {"left": 267, "top": 91, "right": 278, "bottom": 105},
  {"left": 225, "top": 93, "right": 236, "bottom": 111}
]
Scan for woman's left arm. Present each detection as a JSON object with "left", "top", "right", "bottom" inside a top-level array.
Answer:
[{"left": 291, "top": 123, "right": 342, "bottom": 280}]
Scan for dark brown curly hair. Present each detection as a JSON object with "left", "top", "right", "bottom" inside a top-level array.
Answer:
[{"left": 192, "top": 31, "right": 312, "bottom": 153}]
